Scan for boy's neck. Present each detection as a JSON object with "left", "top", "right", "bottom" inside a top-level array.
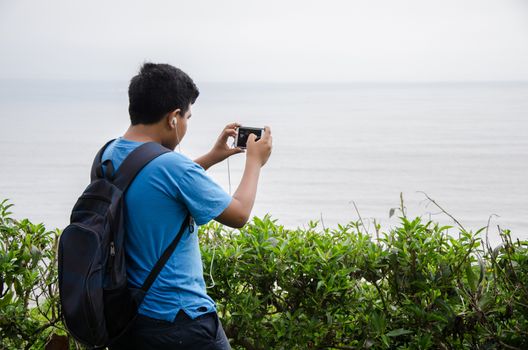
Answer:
[{"left": 123, "top": 124, "right": 163, "bottom": 144}]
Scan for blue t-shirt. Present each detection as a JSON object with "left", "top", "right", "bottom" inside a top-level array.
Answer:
[{"left": 101, "top": 137, "right": 232, "bottom": 321}]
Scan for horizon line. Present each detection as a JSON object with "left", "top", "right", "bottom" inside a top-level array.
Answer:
[{"left": 1, "top": 77, "right": 528, "bottom": 85}]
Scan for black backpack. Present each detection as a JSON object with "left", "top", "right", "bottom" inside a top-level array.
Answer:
[{"left": 58, "top": 140, "right": 191, "bottom": 348}]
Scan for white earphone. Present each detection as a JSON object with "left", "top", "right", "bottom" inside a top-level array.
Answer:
[{"left": 173, "top": 118, "right": 182, "bottom": 153}]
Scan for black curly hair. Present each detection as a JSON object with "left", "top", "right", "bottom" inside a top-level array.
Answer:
[{"left": 128, "top": 62, "right": 199, "bottom": 125}]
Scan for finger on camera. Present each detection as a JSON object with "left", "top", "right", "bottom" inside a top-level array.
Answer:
[
  {"left": 247, "top": 133, "right": 257, "bottom": 143},
  {"left": 261, "top": 134, "right": 272, "bottom": 146}
]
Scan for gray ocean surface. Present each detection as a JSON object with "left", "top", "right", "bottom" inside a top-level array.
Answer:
[{"left": 0, "top": 80, "right": 526, "bottom": 246}]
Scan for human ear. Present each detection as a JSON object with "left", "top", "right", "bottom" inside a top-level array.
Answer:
[
  {"left": 167, "top": 109, "right": 181, "bottom": 128},
  {"left": 172, "top": 108, "right": 182, "bottom": 118}
]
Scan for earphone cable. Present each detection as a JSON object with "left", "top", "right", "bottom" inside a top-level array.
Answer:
[
  {"left": 227, "top": 156, "right": 232, "bottom": 196},
  {"left": 175, "top": 128, "right": 182, "bottom": 153}
]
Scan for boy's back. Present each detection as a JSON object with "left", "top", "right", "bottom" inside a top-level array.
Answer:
[{"left": 102, "top": 137, "right": 231, "bottom": 322}]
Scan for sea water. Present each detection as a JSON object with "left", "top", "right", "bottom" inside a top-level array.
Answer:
[{"left": 0, "top": 80, "right": 526, "bottom": 246}]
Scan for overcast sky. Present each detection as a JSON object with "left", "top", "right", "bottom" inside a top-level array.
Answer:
[{"left": 1, "top": 0, "right": 527, "bottom": 82}]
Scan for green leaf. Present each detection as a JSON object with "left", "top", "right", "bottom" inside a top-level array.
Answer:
[
  {"left": 0, "top": 291, "right": 13, "bottom": 307},
  {"left": 386, "top": 328, "right": 413, "bottom": 337},
  {"left": 316, "top": 280, "right": 325, "bottom": 292},
  {"left": 478, "top": 292, "right": 495, "bottom": 312},
  {"left": 466, "top": 264, "right": 477, "bottom": 292},
  {"left": 370, "top": 312, "right": 386, "bottom": 335}
]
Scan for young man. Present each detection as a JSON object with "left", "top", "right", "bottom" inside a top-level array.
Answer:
[{"left": 108, "top": 63, "right": 272, "bottom": 350}]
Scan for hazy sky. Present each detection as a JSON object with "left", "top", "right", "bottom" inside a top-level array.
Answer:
[{"left": 1, "top": 0, "right": 528, "bottom": 82}]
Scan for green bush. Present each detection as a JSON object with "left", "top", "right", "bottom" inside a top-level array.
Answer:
[
  {"left": 201, "top": 216, "right": 528, "bottom": 349},
  {"left": 0, "top": 200, "right": 67, "bottom": 349},
  {"left": 1, "top": 198, "right": 527, "bottom": 349}
]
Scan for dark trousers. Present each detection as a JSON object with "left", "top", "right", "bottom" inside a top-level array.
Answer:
[{"left": 110, "top": 311, "right": 231, "bottom": 350}]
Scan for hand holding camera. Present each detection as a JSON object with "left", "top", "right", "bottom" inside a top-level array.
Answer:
[
  {"left": 245, "top": 126, "right": 272, "bottom": 167},
  {"left": 213, "top": 125, "right": 272, "bottom": 228},
  {"left": 205, "top": 123, "right": 272, "bottom": 169},
  {"left": 209, "top": 123, "right": 245, "bottom": 162}
]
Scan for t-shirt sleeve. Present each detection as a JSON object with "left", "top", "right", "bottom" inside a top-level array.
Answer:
[{"left": 176, "top": 162, "right": 233, "bottom": 225}]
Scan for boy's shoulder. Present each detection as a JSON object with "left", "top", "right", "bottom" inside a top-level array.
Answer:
[
  {"left": 105, "top": 138, "right": 204, "bottom": 177},
  {"left": 150, "top": 150, "right": 204, "bottom": 175}
]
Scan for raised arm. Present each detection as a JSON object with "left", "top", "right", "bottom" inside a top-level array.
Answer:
[
  {"left": 194, "top": 123, "right": 243, "bottom": 170},
  {"left": 215, "top": 127, "right": 272, "bottom": 228}
]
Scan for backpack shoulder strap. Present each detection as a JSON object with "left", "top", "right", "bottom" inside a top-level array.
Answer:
[
  {"left": 103, "top": 141, "right": 187, "bottom": 296},
  {"left": 90, "top": 139, "right": 116, "bottom": 182},
  {"left": 113, "top": 141, "right": 171, "bottom": 193}
]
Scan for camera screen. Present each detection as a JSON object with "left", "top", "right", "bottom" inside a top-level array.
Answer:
[{"left": 236, "top": 127, "right": 263, "bottom": 148}]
